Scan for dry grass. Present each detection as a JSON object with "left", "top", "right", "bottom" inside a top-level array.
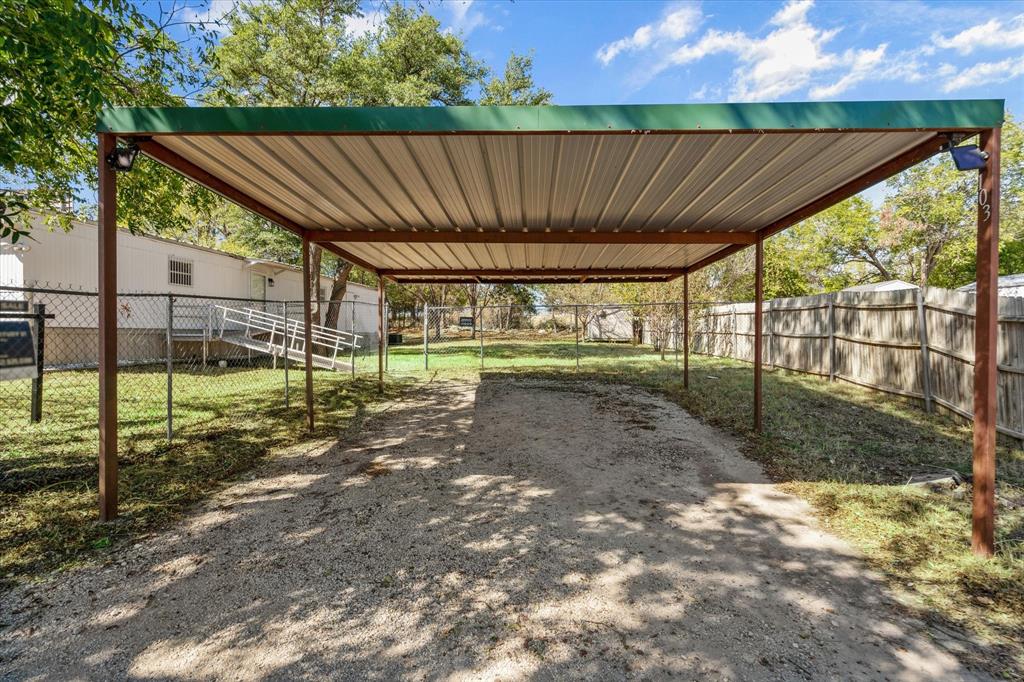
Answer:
[{"left": 0, "top": 366, "right": 406, "bottom": 591}]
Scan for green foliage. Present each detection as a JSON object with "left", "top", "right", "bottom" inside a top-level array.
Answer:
[
  {"left": 0, "top": 0, "right": 217, "bottom": 235},
  {"left": 209, "top": 1, "right": 486, "bottom": 108},
  {"left": 351, "top": 4, "right": 486, "bottom": 106},
  {"left": 208, "top": 0, "right": 361, "bottom": 106},
  {"left": 481, "top": 52, "right": 552, "bottom": 106},
  {"left": 883, "top": 115, "right": 1023, "bottom": 289},
  {"left": 0, "top": 190, "right": 29, "bottom": 242},
  {"left": 0, "top": 0, "right": 117, "bottom": 173},
  {"left": 219, "top": 206, "right": 302, "bottom": 265}
]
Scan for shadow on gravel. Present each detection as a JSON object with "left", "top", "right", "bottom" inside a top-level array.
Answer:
[{"left": 0, "top": 375, "right": 976, "bottom": 680}]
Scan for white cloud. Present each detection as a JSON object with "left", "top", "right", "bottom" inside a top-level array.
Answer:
[
  {"left": 663, "top": 0, "right": 846, "bottom": 101},
  {"left": 600, "top": 0, "right": 1024, "bottom": 102},
  {"left": 771, "top": 0, "right": 813, "bottom": 26},
  {"left": 446, "top": 0, "right": 490, "bottom": 37},
  {"left": 596, "top": 3, "right": 702, "bottom": 65},
  {"left": 690, "top": 83, "right": 723, "bottom": 101},
  {"left": 810, "top": 44, "right": 887, "bottom": 98},
  {"left": 933, "top": 14, "right": 1024, "bottom": 55},
  {"left": 941, "top": 56, "right": 1024, "bottom": 92}
]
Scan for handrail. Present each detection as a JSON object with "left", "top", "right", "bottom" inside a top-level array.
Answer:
[
  {"left": 212, "top": 306, "right": 362, "bottom": 364},
  {"left": 219, "top": 305, "right": 361, "bottom": 341}
]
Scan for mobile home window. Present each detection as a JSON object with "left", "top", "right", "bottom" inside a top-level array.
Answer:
[{"left": 168, "top": 258, "right": 193, "bottom": 287}]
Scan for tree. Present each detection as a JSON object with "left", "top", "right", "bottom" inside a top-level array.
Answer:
[
  {"left": 892, "top": 115, "right": 1023, "bottom": 289},
  {"left": 208, "top": 0, "right": 489, "bottom": 328},
  {"left": 1, "top": 0, "right": 217, "bottom": 237},
  {"left": 883, "top": 161, "right": 974, "bottom": 287}
]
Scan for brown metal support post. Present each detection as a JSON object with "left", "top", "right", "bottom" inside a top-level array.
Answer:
[
  {"left": 97, "top": 134, "right": 118, "bottom": 522},
  {"left": 754, "top": 234, "right": 764, "bottom": 433},
  {"left": 301, "top": 234, "right": 315, "bottom": 432},
  {"left": 377, "top": 276, "right": 385, "bottom": 394},
  {"left": 683, "top": 272, "right": 690, "bottom": 389},
  {"left": 973, "top": 127, "right": 1000, "bottom": 558}
]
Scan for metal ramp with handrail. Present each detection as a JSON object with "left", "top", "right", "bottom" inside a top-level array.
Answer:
[{"left": 213, "top": 305, "right": 361, "bottom": 371}]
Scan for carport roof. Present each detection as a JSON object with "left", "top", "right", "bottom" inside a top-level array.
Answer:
[{"left": 98, "top": 99, "right": 1004, "bottom": 284}]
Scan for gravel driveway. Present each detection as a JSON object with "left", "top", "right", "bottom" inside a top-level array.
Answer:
[{"left": 0, "top": 376, "right": 985, "bottom": 680}]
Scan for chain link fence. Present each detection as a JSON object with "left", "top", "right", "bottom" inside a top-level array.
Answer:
[
  {"left": 384, "top": 302, "right": 691, "bottom": 373},
  {"left": 0, "top": 285, "right": 382, "bottom": 459},
  {"left": 2, "top": 286, "right": 727, "bottom": 477}
]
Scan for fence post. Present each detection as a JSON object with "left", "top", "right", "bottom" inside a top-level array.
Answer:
[
  {"left": 767, "top": 299, "right": 774, "bottom": 370},
  {"left": 350, "top": 302, "right": 356, "bottom": 377},
  {"left": 165, "top": 295, "right": 173, "bottom": 441},
  {"left": 916, "top": 288, "right": 933, "bottom": 413},
  {"left": 283, "top": 301, "right": 290, "bottom": 408},
  {"left": 673, "top": 303, "right": 679, "bottom": 368},
  {"left": 203, "top": 305, "right": 209, "bottom": 368},
  {"left": 828, "top": 293, "right": 836, "bottom": 382},
  {"left": 30, "top": 303, "right": 45, "bottom": 422},
  {"left": 479, "top": 307, "right": 484, "bottom": 369},
  {"left": 732, "top": 305, "right": 738, "bottom": 359},
  {"left": 574, "top": 305, "right": 580, "bottom": 370},
  {"left": 423, "top": 303, "right": 429, "bottom": 370}
]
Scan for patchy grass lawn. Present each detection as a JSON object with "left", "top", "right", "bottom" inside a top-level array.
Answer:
[
  {"left": 502, "top": 356, "right": 1024, "bottom": 677},
  {"left": 0, "top": 365, "right": 406, "bottom": 590}
]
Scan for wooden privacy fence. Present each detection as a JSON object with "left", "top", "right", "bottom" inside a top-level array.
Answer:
[{"left": 691, "top": 288, "right": 1024, "bottom": 441}]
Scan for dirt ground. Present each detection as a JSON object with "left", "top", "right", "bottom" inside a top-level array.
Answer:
[{"left": 0, "top": 376, "right": 989, "bottom": 680}]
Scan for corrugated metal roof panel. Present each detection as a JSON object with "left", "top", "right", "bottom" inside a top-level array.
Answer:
[{"left": 149, "top": 125, "right": 955, "bottom": 277}]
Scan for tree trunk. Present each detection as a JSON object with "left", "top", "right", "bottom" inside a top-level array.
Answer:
[
  {"left": 323, "top": 260, "right": 354, "bottom": 330},
  {"left": 307, "top": 244, "right": 323, "bottom": 322}
]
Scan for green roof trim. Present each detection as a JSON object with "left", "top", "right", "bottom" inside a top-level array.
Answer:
[{"left": 98, "top": 99, "right": 1004, "bottom": 135}]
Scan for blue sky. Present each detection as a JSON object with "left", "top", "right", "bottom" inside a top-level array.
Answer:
[
  {"left": 180, "top": 0, "right": 1024, "bottom": 112},
  {"left": 443, "top": 0, "right": 1024, "bottom": 111}
]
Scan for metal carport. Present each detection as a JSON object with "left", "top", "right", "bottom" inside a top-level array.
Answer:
[{"left": 96, "top": 99, "right": 1004, "bottom": 555}]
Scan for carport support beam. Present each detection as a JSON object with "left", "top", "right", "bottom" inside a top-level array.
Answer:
[
  {"left": 683, "top": 272, "right": 690, "bottom": 390},
  {"left": 301, "top": 234, "right": 315, "bottom": 432},
  {"left": 98, "top": 133, "right": 118, "bottom": 522},
  {"left": 754, "top": 234, "right": 764, "bottom": 433},
  {"left": 378, "top": 276, "right": 385, "bottom": 394},
  {"left": 973, "top": 127, "right": 1000, "bottom": 558}
]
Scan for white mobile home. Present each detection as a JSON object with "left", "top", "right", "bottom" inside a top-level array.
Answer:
[
  {"left": 0, "top": 212, "right": 377, "bottom": 302},
  {"left": 0, "top": 212, "right": 380, "bottom": 367}
]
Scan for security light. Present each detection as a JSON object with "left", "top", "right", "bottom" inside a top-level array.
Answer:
[
  {"left": 105, "top": 144, "right": 139, "bottom": 172},
  {"left": 946, "top": 142, "right": 989, "bottom": 171}
]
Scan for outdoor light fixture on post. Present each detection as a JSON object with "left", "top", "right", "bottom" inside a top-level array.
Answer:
[
  {"left": 104, "top": 143, "right": 139, "bottom": 172},
  {"left": 945, "top": 137, "right": 989, "bottom": 171}
]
